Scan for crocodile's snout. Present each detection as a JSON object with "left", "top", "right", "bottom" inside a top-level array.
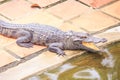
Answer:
[{"left": 83, "top": 36, "right": 107, "bottom": 43}]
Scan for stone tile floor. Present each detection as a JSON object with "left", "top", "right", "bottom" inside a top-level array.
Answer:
[{"left": 0, "top": 0, "right": 120, "bottom": 80}]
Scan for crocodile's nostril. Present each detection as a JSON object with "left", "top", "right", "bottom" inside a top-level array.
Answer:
[{"left": 101, "top": 38, "right": 107, "bottom": 43}]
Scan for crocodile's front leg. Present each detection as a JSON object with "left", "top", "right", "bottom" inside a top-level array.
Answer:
[
  {"left": 16, "top": 30, "right": 33, "bottom": 48},
  {"left": 48, "top": 42, "right": 65, "bottom": 56}
]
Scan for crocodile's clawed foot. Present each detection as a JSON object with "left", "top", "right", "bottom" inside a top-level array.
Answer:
[
  {"left": 23, "top": 43, "right": 33, "bottom": 48},
  {"left": 17, "top": 42, "right": 33, "bottom": 48},
  {"left": 57, "top": 51, "right": 66, "bottom": 57}
]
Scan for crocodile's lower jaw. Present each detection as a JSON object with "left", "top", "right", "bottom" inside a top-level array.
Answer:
[{"left": 82, "top": 42, "right": 100, "bottom": 51}]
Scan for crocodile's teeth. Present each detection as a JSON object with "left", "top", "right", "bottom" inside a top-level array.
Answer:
[{"left": 82, "top": 42, "right": 100, "bottom": 51}]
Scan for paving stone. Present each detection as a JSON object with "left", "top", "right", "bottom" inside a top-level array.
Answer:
[
  {"left": 104, "top": 26, "right": 120, "bottom": 33},
  {"left": 0, "top": 0, "right": 4, "bottom": 2},
  {"left": 71, "top": 10, "right": 119, "bottom": 32},
  {"left": 59, "top": 22, "right": 85, "bottom": 32},
  {"left": 28, "top": 0, "right": 60, "bottom": 7},
  {"left": 0, "top": 50, "right": 83, "bottom": 80},
  {"left": 0, "top": 50, "right": 16, "bottom": 67},
  {"left": 79, "top": 0, "right": 114, "bottom": 8},
  {"left": 101, "top": 1, "right": 120, "bottom": 19},
  {"left": 0, "top": 35, "right": 15, "bottom": 48},
  {"left": 47, "top": 0, "right": 89, "bottom": 20},
  {"left": 0, "top": 0, "right": 37, "bottom": 20},
  {"left": 0, "top": 15, "right": 9, "bottom": 21},
  {"left": 5, "top": 42, "right": 45, "bottom": 58},
  {"left": 13, "top": 11, "right": 63, "bottom": 27},
  {"left": 96, "top": 32, "right": 120, "bottom": 46}
]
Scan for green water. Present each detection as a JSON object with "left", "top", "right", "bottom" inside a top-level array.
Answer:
[{"left": 27, "top": 42, "right": 120, "bottom": 80}]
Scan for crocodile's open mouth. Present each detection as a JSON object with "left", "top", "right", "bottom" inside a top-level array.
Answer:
[{"left": 82, "top": 42, "right": 100, "bottom": 51}]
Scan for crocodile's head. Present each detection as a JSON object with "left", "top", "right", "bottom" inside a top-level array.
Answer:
[
  {"left": 70, "top": 31, "right": 107, "bottom": 44},
  {"left": 67, "top": 31, "right": 107, "bottom": 51}
]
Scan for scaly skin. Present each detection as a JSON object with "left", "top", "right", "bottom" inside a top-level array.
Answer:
[{"left": 0, "top": 20, "right": 107, "bottom": 56}]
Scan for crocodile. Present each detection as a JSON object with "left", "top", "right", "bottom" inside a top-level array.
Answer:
[{"left": 0, "top": 20, "right": 107, "bottom": 56}]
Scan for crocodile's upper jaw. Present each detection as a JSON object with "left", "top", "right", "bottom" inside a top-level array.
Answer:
[{"left": 83, "top": 36, "right": 107, "bottom": 44}]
